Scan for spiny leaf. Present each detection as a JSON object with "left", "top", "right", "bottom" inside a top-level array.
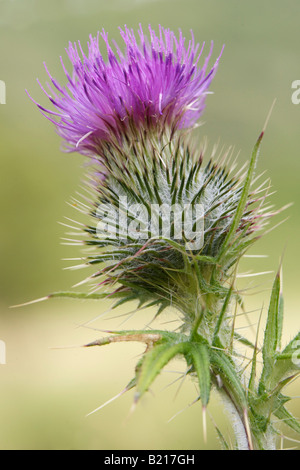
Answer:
[
  {"left": 273, "top": 405, "right": 300, "bottom": 435},
  {"left": 216, "top": 130, "right": 264, "bottom": 262},
  {"left": 48, "top": 291, "right": 111, "bottom": 300},
  {"left": 210, "top": 349, "right": 247, "bottom": 411},
  {"left": 276, "top": 373, "right": 300, "bottom": 393},
  {"left": 233, "top": 333, "right": 256, "bottom": 350},
  {"left": 267, "top": 269, "right": 283, "bottom": 353},
  {"left": 189, "top": 343, "right": 211, "bottom": 407},
  {"left": 84, "top": 332, "right": 164, "bottom": 348},
  {"left": 215, "top": 426, "right": 230, "bottom": 450},
  {"left": 277, "top": 291, "right": 284, "bottom": 351},
  {"left": 271, "top": 332, "right": 300, "bottom": 386},
  {"left": 135, "top": 341, "right": 190, "bottom": 402},
  {"left": 92, "top": 329, "right": 187, "bottom": 344},
  {"left": 260, "top": 269, "right": 283, "bottom": 391},
  {"left": 10, "top": 290, "right": 111, "bottom": 308},
  {"left": 248, "top": 306, "right": 263, "bottom": 394},
  {"left": 213, "top": 284, "right": 234, "bottom": 345},
  {"left": 280, "top": 331, "right": 300, "bottom": 357}
]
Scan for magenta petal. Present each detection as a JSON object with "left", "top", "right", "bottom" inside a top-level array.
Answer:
[{"left": 31, "top": 25, "right": 223, "bottom": 158}]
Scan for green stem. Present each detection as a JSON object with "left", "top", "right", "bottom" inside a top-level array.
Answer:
[
  {"left": 217, "top": 367, "right": 277, "bottom": 450},
  {"left": 218, "top": 389, "right": 252, "bottom": 450}
]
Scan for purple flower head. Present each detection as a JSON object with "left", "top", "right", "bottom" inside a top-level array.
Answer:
[{"left": 30, "top": 25, "right": 223, "bottom": 158}]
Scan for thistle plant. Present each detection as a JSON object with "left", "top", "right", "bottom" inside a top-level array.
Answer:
[{"left": 28, "top": 25, "right": 300, "bottom": 450}]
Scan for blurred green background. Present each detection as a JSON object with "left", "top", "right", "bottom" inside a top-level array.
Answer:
[{"left": 1, "top": 0, "right": 300, "bottom": 450}]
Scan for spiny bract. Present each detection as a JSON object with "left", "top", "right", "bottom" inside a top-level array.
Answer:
[{"left": 75, "top": 133, "right": 273, "bottom": 334}]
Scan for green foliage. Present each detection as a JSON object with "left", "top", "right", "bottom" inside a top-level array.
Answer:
[
  {"left": 216, "top": 131, "right": 264, "bottom": 263},
  {"left": 259, "top": 269, "right": 283, "bottom": 392},
  {"left": 44, "top": 123, "right": 298, "bottom": 450},
  {"left": 189, "top": 343, "right": 211, "bottom": 408},
  {"left": 79, "top": 266, "right": 299, "bottom": 450},
  {"left": 72, "top": 131, "right": 273, "bottom": 328}
]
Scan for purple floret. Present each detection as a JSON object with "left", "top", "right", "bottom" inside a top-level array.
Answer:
[{"left": 29, "top": 25, "right": 223, "bottom": 158}]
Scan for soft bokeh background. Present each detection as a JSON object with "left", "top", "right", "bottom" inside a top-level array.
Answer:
[{"left": 0, "top": 0, "right": 299, "bottom": 450}]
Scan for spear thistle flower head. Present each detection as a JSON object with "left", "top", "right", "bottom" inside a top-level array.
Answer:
[
  {"left": 30, "top": 24, "right": 223, "bottom": 158},
  {"left": 28, "top": 26, "right": 298, "bottom": 451},
  {"left": 28, "top": 24, "right": 276, "bottom": 335}
]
